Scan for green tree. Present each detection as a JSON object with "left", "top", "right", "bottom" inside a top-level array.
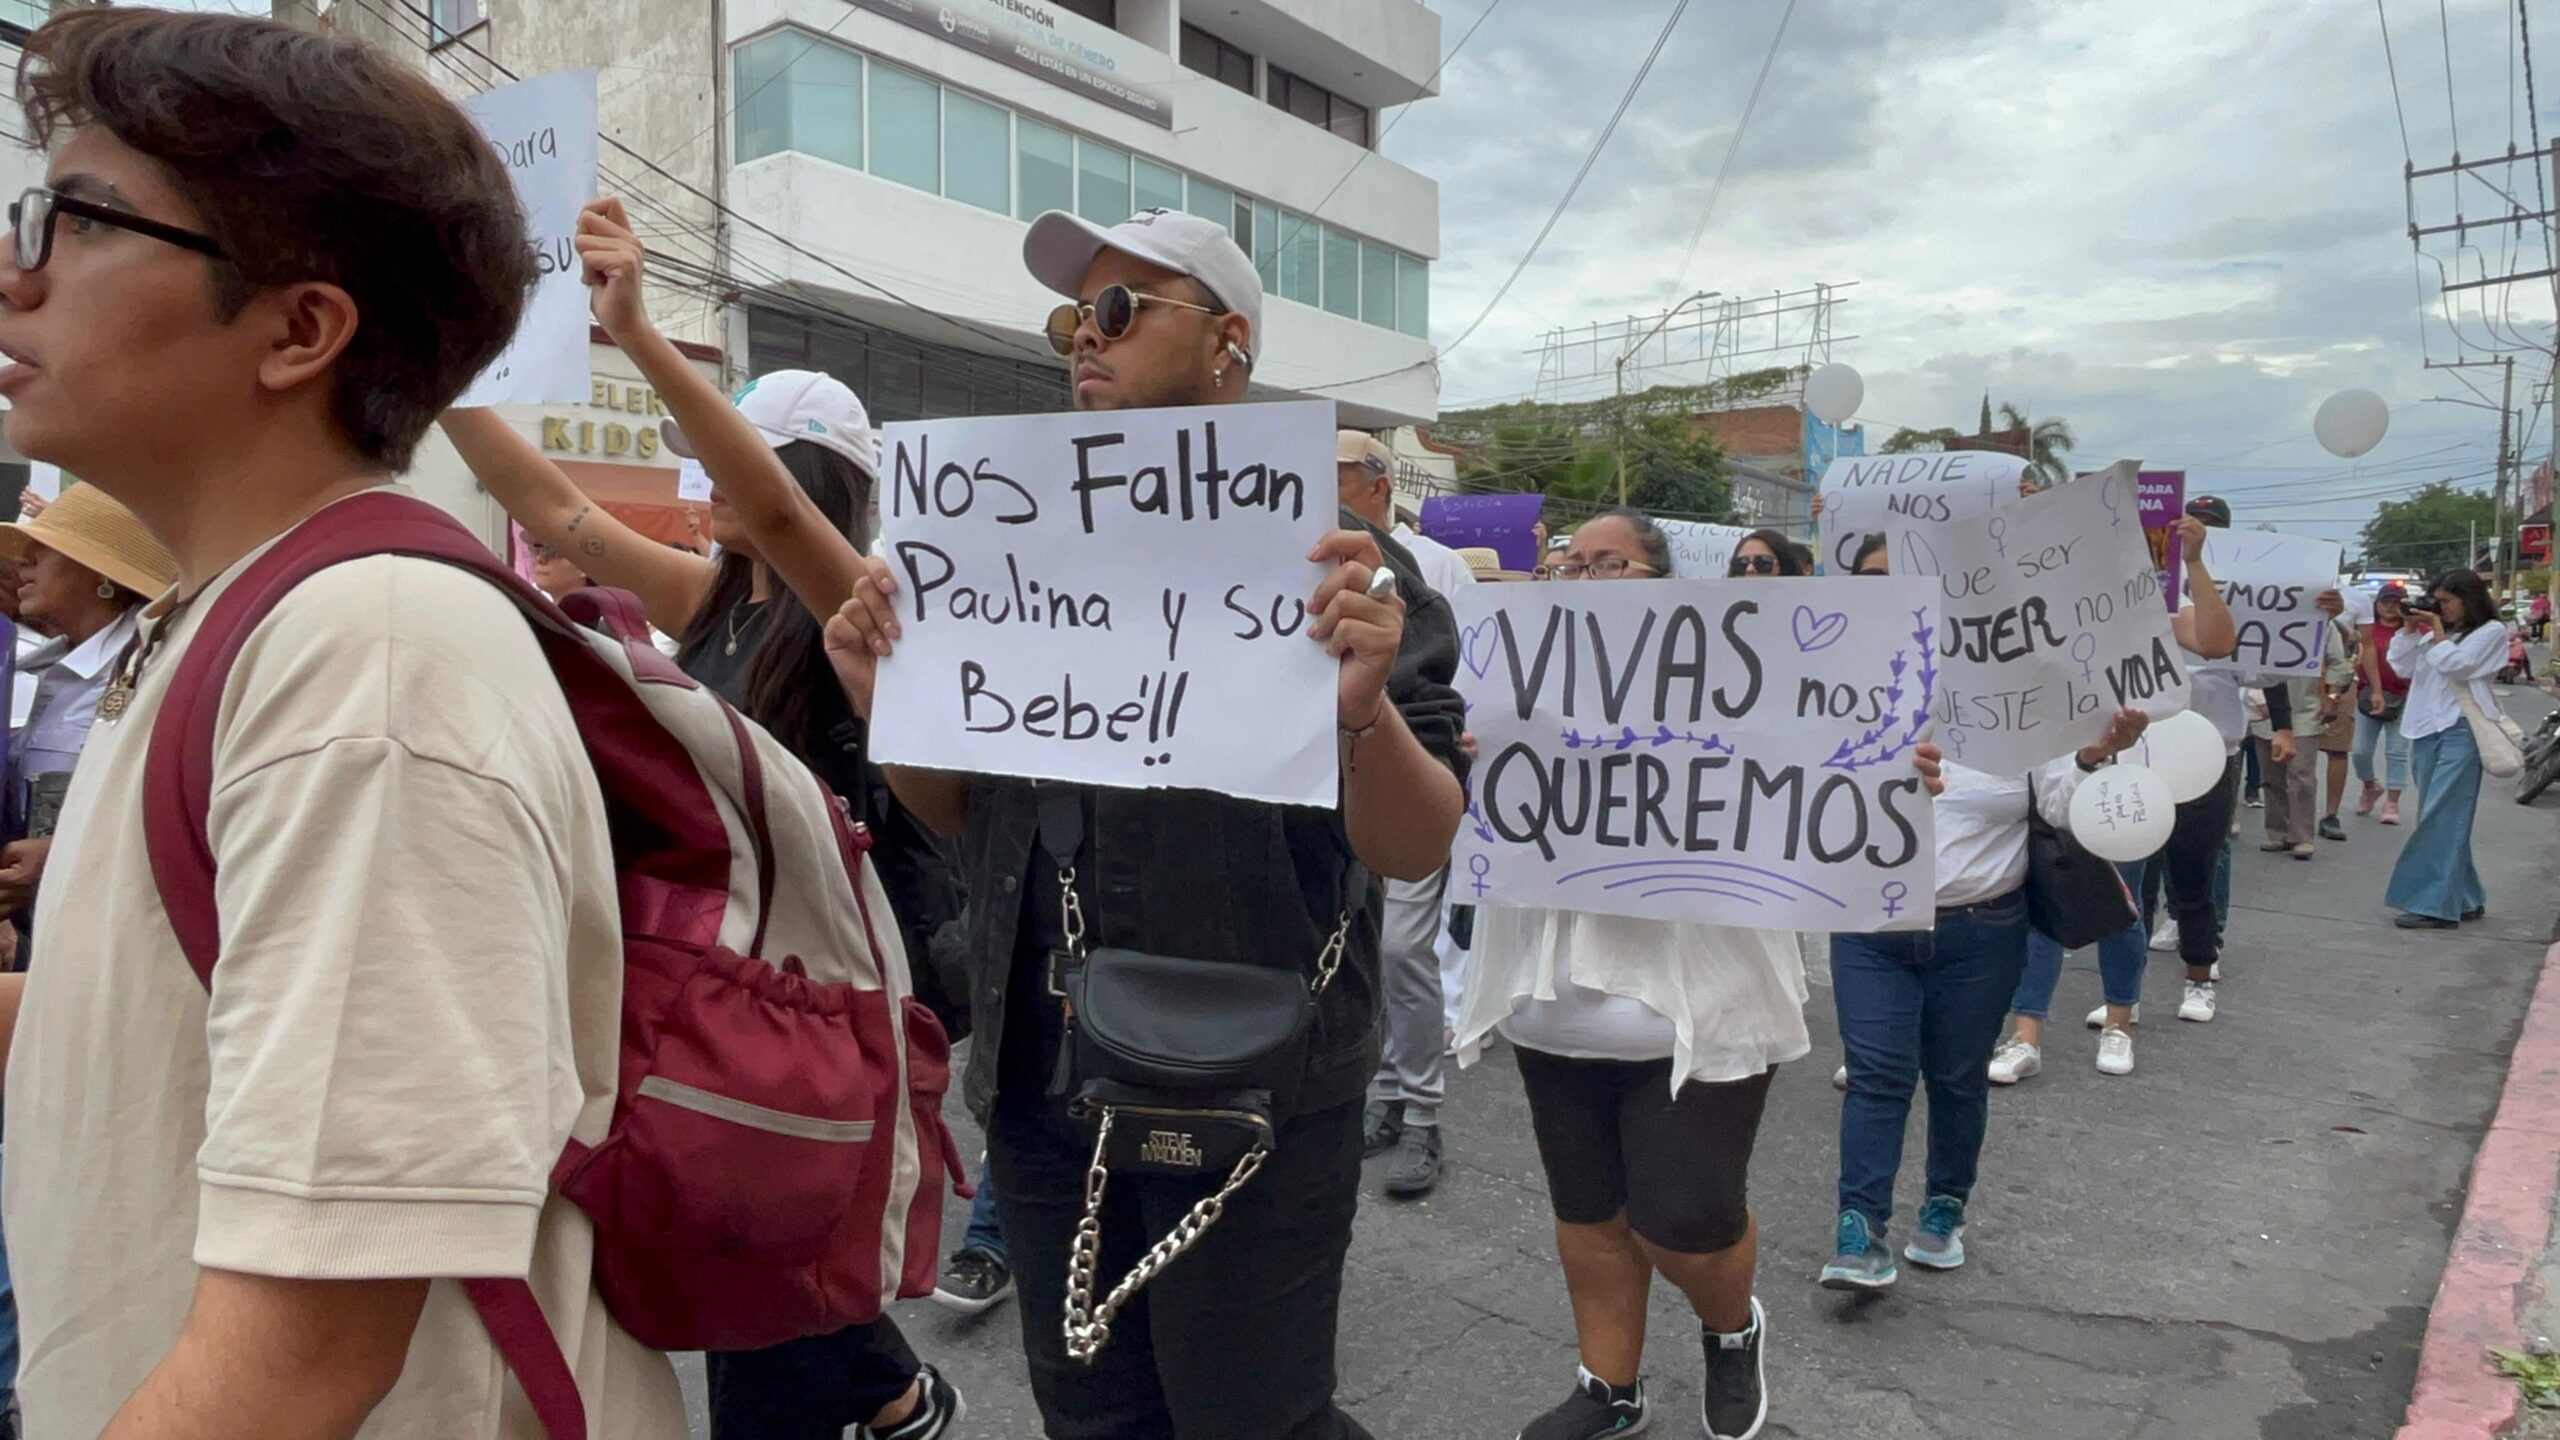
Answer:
[
  {"left": 1621, "top": 414, "right": 1732, "bottom": 518},
  {"left": 1877, "top": 398, "right": 2076, "bottom": 488},
  {"left": 2357, "top": 480, "right": 2496, "bottom": 578}
]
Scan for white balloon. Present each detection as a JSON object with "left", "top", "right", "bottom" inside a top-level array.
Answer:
[
  {"left": 2069, "top": 765, "right": 2177, "bottom": 864},
  {"left": 1804, "top": 363, "right": 1865, "bottom": 425},
  {"left": 2127, "top": 709, "right": 2227, "bottom": 803},
  {"left": 2314, "top": 388, "right": 2390, "bottom": 459}
]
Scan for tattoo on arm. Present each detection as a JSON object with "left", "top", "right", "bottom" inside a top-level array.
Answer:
[
  {"left": 566, "top": 504, "right": 592, "bottom": 532},
  {"left": 580, "top": 537, "right": 606, "bottom": 558}
]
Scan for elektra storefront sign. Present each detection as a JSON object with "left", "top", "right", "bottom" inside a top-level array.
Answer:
[{"left": 849, "top": 0, "right": 1173, "bottom": 127}]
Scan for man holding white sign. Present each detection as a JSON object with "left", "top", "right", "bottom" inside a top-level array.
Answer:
[{"left": 828, "top": 208, "right": 1464, "bottom": 1440}]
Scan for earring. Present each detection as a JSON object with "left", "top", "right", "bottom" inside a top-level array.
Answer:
[
  {"left": 1214, "top": 368, "right": 1227, "bottom": 389},
  {"left": 95, "top": 580, "right": 117, "bottom": 600}
]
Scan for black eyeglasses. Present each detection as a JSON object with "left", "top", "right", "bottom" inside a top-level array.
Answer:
[
  {"left": 1045, "top": 283, "right": 1225, "bottom": 356},
  {"left": 1727, "top": 553, "right": 1781, "bottom": 577},
  {"left": 9, "top": 187, "right": 227, "bottom": 274},
  {"left": 1537, "top": 557, "right": 1657, "bottom": 580}
]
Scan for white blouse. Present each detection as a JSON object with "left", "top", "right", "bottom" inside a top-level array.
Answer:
[
  {"left": 1931, "top": 756, "right": 2084, "bottom": 908},
  {"left": 2390, "top": 621, "right": 2510, "bottom": 741}
]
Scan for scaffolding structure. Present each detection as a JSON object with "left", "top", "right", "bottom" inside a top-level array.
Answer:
[{"left": 1524, "top": 282, "right": 1857, "bottom": 411}]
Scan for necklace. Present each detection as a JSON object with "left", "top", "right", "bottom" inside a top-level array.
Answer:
[
  {"left": 724, "top": 598, "right": 767, "bottom": 656},
  {"left": 97, "top": 596, "right": 197, "bottom": 724}
]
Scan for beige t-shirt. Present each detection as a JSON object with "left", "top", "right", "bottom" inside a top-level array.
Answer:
[{"left": 4, "top": 528, "right": 685, "bottom": 1437}]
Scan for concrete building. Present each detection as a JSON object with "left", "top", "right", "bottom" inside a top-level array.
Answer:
[{"left": 1687, "top": 400, "right": 1866, "bottom": 537}]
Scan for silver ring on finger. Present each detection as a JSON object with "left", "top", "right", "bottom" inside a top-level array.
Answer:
[{"left": 1366, "top": 565, "right": 1399, "bottom": 603}]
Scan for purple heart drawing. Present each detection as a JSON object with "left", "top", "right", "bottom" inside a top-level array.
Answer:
[
  {"left": 1459, "top": 618, "right": 1500, "bottom": 680},
  {"left": 1792, "top": 604, "right": 1849, "bottom": 653}
]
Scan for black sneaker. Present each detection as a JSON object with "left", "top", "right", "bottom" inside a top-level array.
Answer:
[
  {"left": 1517, "top": 1367, "right": 1648, "bottom": 1439},
  {"left": 866, "top": 1363, "right": 964, "bottom": 1440},
  {"left": 2319, "top": 815, "right": 2348, "bottom": 842},
  {"left": 930, "top": 1245, "right": 1014, "bottom": 1315},
  {"left": 1362, "top": 1098, "right": 1405, "bottom": 1158},
  {"left": 1702, "top": 1296, "right": 1768, "bottom": 1439},
  {"left": 1384, "top": 1123, "right": 1442, "bottom": 1198}
]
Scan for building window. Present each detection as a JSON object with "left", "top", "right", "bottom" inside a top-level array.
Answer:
[
  {"left": 1267, "top": 65, "right": 1368, "bottom": 147},
  {"left": 429, "top": 0, "right": 484, "bottom": 46},
  {"left": 943, "top": 90, "right": 1012, "bottom": 215},
  {"left": 1134, "top": 159, "right": 1185, "bottom": 217},
  {"left": 1185, "top": 178, "right": 1235, "bottom": 233},
  {"left": 1279, "top": 214, "right": 1320, "bottom": 305},
  {"left": 734, "top": 32, "right": 862, "bottom": 171},
  {"left": 1058, "top": 0, "right": 1117, "bottom": 24},
  {"left": 1179, "top": 23, "right": 1255, "bottom": 95},
  {"left": 1321, "top": 226, "right": 1358, "bottom": 318},
  {"left": 1361, "top": 242, "right": 1396, "bottom": 329},
  {"left": 868, "top": 62, "right": 941, "bottom": 193},
  {"left": 1397, "top": 253, "right": 1429, "bottom": 339},
  {"left": 1252, "top": 201, "right": 1280, "bottom": 293},
  {"left": 1017, "top": 118, "right": 1075, "bottom": 220},
  {"left": 1077, "top": 138, "right": 1130, "bottom": 225}
]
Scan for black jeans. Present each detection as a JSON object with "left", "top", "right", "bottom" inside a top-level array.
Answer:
[
  {"left": 2150, "top": 753, "right": 2241, "bottom": 970},
  {"left": 989, "top": 1092, "right": 1374, "bottom": 1440},
  {"left": 706, "top": 1319, "right": 920, "bottom": 1438}
]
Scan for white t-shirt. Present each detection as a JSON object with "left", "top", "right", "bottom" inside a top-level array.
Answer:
[
  {"left": 1392, "top": 522, "right": 1479, "bottom": 599},
  {"left": 5, "top": 513, "right": 684, "bottom": 1438}
]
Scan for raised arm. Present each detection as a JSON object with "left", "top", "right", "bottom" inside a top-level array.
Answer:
[
  {"left": 439, "top": 407, "right": 714, "bottom": 634},
  {"left": 578, "top": 198, "right": 869, "bottom": 626},
  {"left": 2170, "top": 517, "right": 2237, "bottom": 660}
]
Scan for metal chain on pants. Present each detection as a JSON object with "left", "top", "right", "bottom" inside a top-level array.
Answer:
[{"left": 1061, "top": 1108, "right": 1271, "bottom": 1362}]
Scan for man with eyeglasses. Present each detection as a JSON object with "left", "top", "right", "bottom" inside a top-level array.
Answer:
[{"left": 827, "top": 209, "right": 1467, "bottom": 1439}]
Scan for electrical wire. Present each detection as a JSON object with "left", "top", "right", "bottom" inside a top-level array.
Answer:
[
  {"left": 2380, "top": 0, "right": 2418, "bottom": 163},
  {"left": 2442, "top": 0, "right": 2465, "bottom": 153},
  {"left": 1670, "top": 0, "right": 1796, "bottom": 294}
]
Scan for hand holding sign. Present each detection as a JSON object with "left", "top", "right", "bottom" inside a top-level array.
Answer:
[
  {"left": 457, "top": 68, "right": 598, "bottom": 407},
  {"left": 1308, "top": 528, "right": 1408, "bottom": 730},
  {"left": 576, "top": 196, "right": 650, "bottom": 339}
]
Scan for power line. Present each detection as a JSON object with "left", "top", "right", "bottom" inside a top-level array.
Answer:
[
  {"left": 2441, "top": 0, "right": 2465, "bottom": 153},
  {"left": 1670, "top": 0, "right": 1796, "bottom": 293},
  {"left": 2380, "top": 0, "right": 2418, "bottom": 162}
]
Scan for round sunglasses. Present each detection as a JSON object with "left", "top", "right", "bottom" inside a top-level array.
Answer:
[
  {"left": 1045, "top": 283, "right": 1226, "bottom": 357},
  {"left": 1727, "top": 552, "right": 1782, "bottom": 576}
]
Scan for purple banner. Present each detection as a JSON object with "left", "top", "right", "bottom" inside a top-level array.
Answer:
[
  {"left": 2137, "top": 470, "right": 2185, "bottom": 611},
  {"left": 1421, "top": 493, "right": 1545, "bottom": 573}
]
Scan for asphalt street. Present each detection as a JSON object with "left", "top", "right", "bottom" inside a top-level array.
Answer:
[{"left": 680, "top": 686, "right": 2560, "bottom": 1439}]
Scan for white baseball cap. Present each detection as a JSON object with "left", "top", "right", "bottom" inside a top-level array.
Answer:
[
  {"left": 1336, "top": 429, "right": 1393, "bottom": 477},
  {"left": 1023, "top": 208, "right": 1263, "bottom": 363},
  {"left": 661, "top": 370, "right": 878, "bottom": 478}
]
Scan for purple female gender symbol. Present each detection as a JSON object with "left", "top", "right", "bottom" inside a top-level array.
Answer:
[
  {"left": 1880, "top": 881, "right": 1909, "bottom": 919},
  {"left": 2071, "top": 632, "right": 2097, "bottom": 683},
  {"left": 1468, "top": 854, "right": 1493, "bottom": 896},
  {"left": 1989, "top": 516, "right": 2009, "bottom": 559}
]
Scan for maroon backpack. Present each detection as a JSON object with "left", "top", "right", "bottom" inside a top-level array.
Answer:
[{"left": 142, "top": 493, "right": 964, "bottom": 1439}]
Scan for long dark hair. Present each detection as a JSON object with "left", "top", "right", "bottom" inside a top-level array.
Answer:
[
  {"left": 1732, "top": 527, "right": 1809, "bottom": 577},
  {"left": 676, "top": 439, "right": 872, "bottom": 748},
  {"left": 2432, "top": 568, "right": 2497, "bottom": 635},
  {"left": 1587, "top": 506, "right": 1674, "bottom": 576}
]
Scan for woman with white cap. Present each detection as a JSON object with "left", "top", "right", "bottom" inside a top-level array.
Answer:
[
  {"left": 441, "top": 197, "right": 965, "bottom": 1440},
  {"left": 0, "top": 482, "right": 178, "bottom": 928}
]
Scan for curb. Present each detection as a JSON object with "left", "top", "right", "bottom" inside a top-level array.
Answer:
[{"left": 2400, "top": 941, "right": 2560, "bottom": 1439}]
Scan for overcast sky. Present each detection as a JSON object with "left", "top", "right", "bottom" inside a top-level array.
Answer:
[{"left": 1383, "top": 0, "right": 2556, "bottom": 562}]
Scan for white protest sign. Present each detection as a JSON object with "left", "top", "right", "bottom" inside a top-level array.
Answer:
[
  {"left": 24, "top": 463, "right": 59, "bottom": 503},
  {"left": 2340, "top": 582, "right": 2377, "bottom": 626},
  {"left": 1654, "top": 520, "right": 1755, "bottom": 579},
  {"left": 1889, "top": 465, "right": 2192, "bottom": 773},
  {"left": 2193, "top": 530, "right": 2345, "bottom": 677},
  {"left": 869, "top": 400, "right": 1338, "bottom": 806},
  {"left": 676, "top": 458, "right": 714, "bottom": 504},
  {"left": 1817, "top": 450, "right": 2029, "bottom": 575},
  {"left": 1450, "top": 577, "right": 1941, "bottom": 933},
  {"left": 457, "top": 69, "right": 598, "bottom": 408}
]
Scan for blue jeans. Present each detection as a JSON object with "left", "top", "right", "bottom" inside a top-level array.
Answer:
[
  {"left": 964, "top": 1156, "right": 1005, "bottom": 1259},
  {"left": 2387, "top": 724, "right": 2486, "bottom": 921},
  {"left": 1832, "top": 891, "right": 2032, "bottom": 1231},
  {"left": 2353, "top": 709, "right": 2410, "bottom": 791},
  {"left": 2011, "top": 860, "right": 2150, "bottom": 1020}
]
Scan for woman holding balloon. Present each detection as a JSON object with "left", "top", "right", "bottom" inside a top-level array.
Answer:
[{"left": 1819, "top": 533, "right": 2159, "bottom": 1294}]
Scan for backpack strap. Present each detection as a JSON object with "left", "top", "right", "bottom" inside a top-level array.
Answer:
[{"left": 137, "top": 490, "right": 713, "bottom": 1440}]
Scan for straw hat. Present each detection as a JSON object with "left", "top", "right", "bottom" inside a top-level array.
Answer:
[
  {"left": 0, "top": 484, "right": 177, "bottom": 597},
  {"left": 1456, "top": 546, "right": 1533, "bottom": 583}
]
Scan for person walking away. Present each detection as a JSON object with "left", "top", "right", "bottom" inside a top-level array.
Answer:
[
  {"left": 441, "top": 198, "right": 962, "bottom": 1439},
  {"left": 1821, "top": 533, "right": 2149, "bottom": 1290},
  {"left": 2356, "top": 585, "right": 2415, "bottom": 825},
  {"left": 1338, "top": 428, "right": 1473, "bottom": 1200},
  {"left": 2261, "top": 625, "right": 2341, "bottom": 858},
  {"left": 0, "top": 12, "right": 690, "bottom": 1436},
  {"left": 826, "top": 207, "right": 1469, "bottom": 1440},
  {"left": 1461, "top": 515, "right": 1944, "bottom": 1440},
  {"left": 2387, "top": 570, "right": 2508, "bottom": 929},
  {"left": 2316, "top": 612, "right": 2358, "bottom": 841}
]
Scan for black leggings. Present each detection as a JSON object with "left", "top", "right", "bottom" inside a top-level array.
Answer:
[
  {"left": 707, "top": 1318, "right": 920, "bottom": 1438},
  {"left": 2143, "top": 752, "right": 2240, "bottom": 970},
  {"left": 1513, "top": 1045, "right": 1776, "bottom": 1254}
]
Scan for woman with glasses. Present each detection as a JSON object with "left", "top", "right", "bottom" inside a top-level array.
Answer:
[
  {"left": 440, "top": 198, "right": 967, "bottom": 1440},
  {"left": 1819, "top": 533, "right": 2154, "bottom": 1293},
  {"left": 1467, "top": 509, "right": 1940, "bottom": 1440},
  {"left": 2387, "top": 569, "right": 2508, "bottom": 930},
  {"left": 1724, "top": 528, "right": 1806, "bottom": 579}
]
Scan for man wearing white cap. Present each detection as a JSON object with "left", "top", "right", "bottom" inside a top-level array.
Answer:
[{"left": 825, "top": 209, "right": 1469, "bottom": 1440}]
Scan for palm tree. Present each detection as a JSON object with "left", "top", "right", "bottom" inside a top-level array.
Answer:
[{"left": 1999, "top": 402, "right": 2076, "bottom": 490}]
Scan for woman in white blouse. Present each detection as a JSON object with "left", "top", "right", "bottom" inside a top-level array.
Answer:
[
  {"left": 1462, "top": 510, "right": 1941, "bottom": 1440},
  {"left": 1818, "top": 534, "right": 2151, "bottom": 1295},
  {"left": 2385, "top": 568, "right": 2508, "bottom": 929}
]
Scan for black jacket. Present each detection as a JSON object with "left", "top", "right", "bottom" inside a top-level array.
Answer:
[{"left": 953, "top": 515, "right": 1468, "bottom": 1122}]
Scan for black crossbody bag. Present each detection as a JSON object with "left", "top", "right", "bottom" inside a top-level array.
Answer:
[
  {"left": 2022, "top": 773, "right": 2139, "bottom": 950},
  {"left": 1034, "top": 788, "right": 1356, "bottom": 1362}
]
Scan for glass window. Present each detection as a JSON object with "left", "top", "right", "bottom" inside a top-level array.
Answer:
[
  {"left": 1076, "top": 139, "right": 1130, "bottom": 224},
  {"left": 1180, "top": 23, "right": 1255, "bottom": 95},
  {"left": 1397, "top": 254, "right": 1428, "bottom": 339},
  {"left": 1185, "top": 178, "right": 1234, "bottom": 229},
  {"left": 1280, "top": 214, "right": 1319, "bottom": 304},
  {"left": 734, "top": 33, "right": 862, "bottom": 170},
  {"left": 734, "top": 35, "right": 793, "bottom": 164},
  {"left": 867, "top": 62, "right": 939, "bottom": 193},
  {"left": 430, "top": 0, "right": 484, "bottom": 45},
  {"left": 1328, "top": 97, "right": 1370, "bottom": 147},
  {"left": 1231, "top": 197, "right": 1254, "bottom": 258},
  {"left": 1017, "top": 117, "right": 1074, "bottom": 219},
  {"left": 1321, "top": 226, "right": 1359, "bottom": 318},
  {"left": 943, "top": 90, "right": 1011, "bottom": 213},
  {"left": 1134, "top": 159, "right": 1184, "bottom": 217},
  {"left": 1058, "top": 0, "right": 1115, "bottom": 23},
  {"left": 1361, "top": 242, "right": 1396, "bottom": 327},
  {"left": 1252, "top": 201, "right": 1280, "bottom": 293}
]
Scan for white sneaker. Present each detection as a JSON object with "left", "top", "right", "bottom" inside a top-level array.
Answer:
[
  {"left": 2210, "top": 960, "right": 2222, "bottom": 981},
  {"left": 2084, "top": 1003, "right": 2140, "bottom": 1029},
  {"left": 2096, "top": 1027, "right": 2135, "bottom": 1075},
  {"left": 1988, "top": 1040, "right": 2042, "bottom": 1085},
  {"left": 2178, "top": 981, "right": 2217, "bottom": 1023},
  {"left": 1832, "top": 1064, "right": 1848, "bottom": 1092},
  {"left": 2149, "top": 919, "right": 2180, "bottom": 954}
]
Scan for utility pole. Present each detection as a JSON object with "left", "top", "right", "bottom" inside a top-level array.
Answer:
[
  {"left": 2497, "top": 354, "right": 2515, "bottom": 598},
  {"left": 1613, "top": 289, "right": 1720, "bottom": 505}
]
